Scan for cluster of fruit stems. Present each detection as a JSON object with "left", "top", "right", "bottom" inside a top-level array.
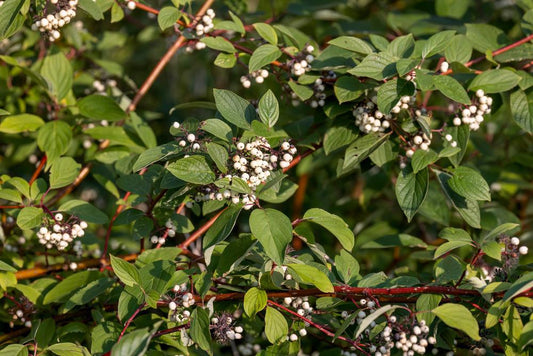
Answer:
[{"left": 2, "top": 0, "right": 533, "bottom": 350}]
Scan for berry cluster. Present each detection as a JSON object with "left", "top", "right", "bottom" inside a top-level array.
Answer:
[
  {"left": 188, "top": 137, "right": 296, "bottom": 210},
  {"left": 150, "top": 219, "right": 178, "bottom": 245},
  {"left": 352, "top": 97, "right": 392, "bottom": 134},
  {"left": 452, "top": 89, "right": 492, "bottom": 131},
  {"left": 173, "top": 122, "right": 203, "bottom": 151},
  {"left": 308, "top": 78, "right": 327, "bottom": 108},
  {"left": 370, "top": 318, "right": 436, "bottom": 356},
  {"left": 238, "top": 343, "right": 262, "bottom": 355},
  {"left": 210, "top": 313, "right": 244, "bottom": 343},
  {"left": 240, "top": 69, "right": 269, "bottom": 88},
  {"left": 282, "top": 295, "right": 314, "bottom": 317},
  {"left": 126, "top": 1, "right": 136, "bottom": 10},
  {"left": 288, "top": 45, "right": 315, "bottom": 77},
  {"left": 8, "top": 296, "right": 34, "bottom": 329},
  {"left": 194, "top": 9, "right": 216, "bottom": 36},
  {"left": 36, "top": 213, "right": 87, "bottom": 250},
  {"left": 406, "top": 132, "right": 432, "bottom": 158},
  {"left": 31, "top": 0, "right": 78, "bottom": 42},
  {"left": 499, "top": 235, "right": 529, "bottom": 273}
]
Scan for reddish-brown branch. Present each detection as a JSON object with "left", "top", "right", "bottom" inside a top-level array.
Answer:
[
  {"left": 153, "top": 323, "right": 190, "bottom": 337},
  {"left": 29, "top": 155, "right": 47, "bottom": 186},
  {"left": 0, "top": 205, "right": 24, "bottom": 209},
  {"left": 442, "top": 33, "right": 533, "bottom": 75},
  {"left": 179, "top": 208, "right": 227, "bottom": 248},
  {"left": 268, "top": 300, "right": 368, "bottom": 354},
  {"left": 127, "top": 0, "right": 215, "bottom": 113},
  {"left": 15, "top": 253, "right": 138, "bottom": 280},
  {"left": 130, "top": 1, "right": 185, "bottom": 25},
  {"left": 117, "top": 302, "right": 146, "bottom": 341}
]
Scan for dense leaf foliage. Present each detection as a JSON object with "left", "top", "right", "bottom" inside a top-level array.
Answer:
[{"left": 0, "top": 0, "right": 532, "bottom": 355}]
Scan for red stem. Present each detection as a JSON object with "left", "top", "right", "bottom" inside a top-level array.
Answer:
[
  {"left": 267, "top": 300, "right": 368, "bottom": 354},
  {"left": 29, "top": 155, "right": 47, "bottom": 186},
  {"left": 117, "top": 302, "right": 146, "bottom": 341}
]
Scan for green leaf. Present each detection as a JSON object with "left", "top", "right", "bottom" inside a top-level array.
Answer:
[
  {"left": 78, "top": 0, "right": 104, "bottom": 20},
  {"left": 328, "top": 36, "right": 374, "bottom": 54},
  {"left": 258, "top": 90, "right": 279, "bottom": 127},
  {"left": 435, "top": 169, "right": 480, "bottom": 228},
  {"left": 503, "top": 272, "right": 533, "bottom": 302},
  {"left": 323, "top": 126, "right": 358, "bottom": 155},
  {"left": 333, "top": 76, "right": 367, "bottom": 104},
  {"left": 249, "top": 208, "right": 292, "bottom": 265},
  {"left": 110, "top": 2, "right": 124, "bottom": 23},
  {"left": 348, "top": 52, "right": 398, "bottom": 80},
  {"left": 78, "top": 95, "right": 127, "bottom": 122},
  {"left": 202, "top": 206, "right": 241, "bottom": 252},
  {"left": 355, "top": 305, "right": 401, "bottom": 338},
  {"left": 0, "top": 114, "right": 44, "bottom": 134},
  {"left": 386, "top": 34, "right": 415, "bottom": 58},
  {"left": 468, "top": 69, "right": 522, "bottom": 94},
  {"left": 91, "top": 321, "right": 121, "bottom": 354},
  {"left": 510, "top": 89, "right": 533, "bottom": 133},
  {"left": 518, "top": 320, "right": 533, "bottom": 351},
  {"left": 110, "top": 322, "right": 162, "bottom": 356},
  {"left": 411, "top": 149, "right": 438, "bottom": 174},
  {"left": 157, "top": 6, "right": 180, "bottom": 30},
  {"left": 213, "top": 89, "right": 255, "bottom": 129},
  {"left": 62, "top": 278, "right": 114, "bottom": 313},
  {"left": 439, "top": 227, "right": 472, "bottom": 242},
  {"left": 416, "top": 294, "right": 441, "bottom": 325},
  {"left": 465, "top": 23, "right": 509, "bottom": 53},
  {"left": 49, "top": 157, "right": 81, "bottom": 189},
  {"left": 433, "top": 75, "right": 471, "bottom": 105},
  {"left": 433, "top": 303, "right": 480, "bottom": 340},
  {"left": 190, "top": 308, "right": 211, "bottom": 352},
  {"left": 0, "top": 188, "right": 22, "bottom": 203},
  {"left": 16, "top": 207, "right": 44, "bottom": 230},
  {"left": 0, "top": 344, "right": 28, "bottom": 356},
  {"left": 110, "top": 255, "right": 140, "bottom": 287},
  {"left": 334, "top": 250, "right": 360, "bottom": 284},
  {"left": 343, "top": 133, "right": 390, "bottom": 169},
  {"left": 434, "top": 240, "right": 472, "bottom": 259},
  {"left": 200, "top": 37, "right": 236, "bottom": 53},
  {"left": 132, "top": 142, "right": 180, "bottom": 172},
  {"left": 377, "top": 78, "right": 415, "bottom": 114},
  {"left": 46, "top": 343, "right": 89, "bottom": 356},
  {"left": 303, "top": 208, "right": 354, "bottom": 251},
  {"left": 244, "top": 287, "right": 267, "bottom": 317},
  {"left": 253, "top": 23, "right": 278, "bottom": 45},
  {"left": 249, "top": 44, "right": 282, "bottom": 73},
  {"left": 37, "top": 121, "right": 72, "bottom": 163},
  {"left": 206, "top": 142, "right": 228, "bottom": 173},
  {"left": 167, "top": 156, "right": 215, "bottom": 184},
  {"left": 0, "top": 260, "right": 16, "bottom": 272},
  {"left": 395, "top": 166, "right": 429, "bottom": 222},
  {"left": 445, "top": 35, "right": 473, "bottom": 64},
  {"left": 448, "top": 166, "right": 490, "bottom": 201},
  {"left": 287, "top": 79, "right": 314, "bottom": 101},
  {"left": 481, "top": 223, "right": 520, "bottom": 243},
  {"left": 0, "top": 0, "right": 24, "bottom": 40},
  {"left": 446, "top": 125, "right": 470, "bottom": 167},
  {"left": 287, "top": 264, "right": 334, "bottom": 293},
  {"left": 202, "top": 119, "right": 233, "bottom": 142},
  {"left": 422, "top": 30, "right": 456, "bottom": 58},
  {"left": 436, "top": 0, "right": 470, "bottom": 19},
  {"left": 58, "top": 200, "right": 108, "bottom": 224},
  {"left": 214, "top": 53, "right": 236, "bottom": 68},
  {"left": 41, "top": 49, "right": 73, "bottom": 100},
  {"left": 43, "top": 270, "right": 102, "bottom": 304},
  {"left": 84, "top": 126, "right": 139, "bottom": 148},
  {"left": 265, "top": 307, "right": 288, "bottom": 344}
]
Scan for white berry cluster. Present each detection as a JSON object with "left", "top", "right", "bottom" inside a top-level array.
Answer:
[
  {"left": 8, "top": 297, "right": 34, "bottom": 329},
  {"left": 36, "top": 213, "right": 87, "bottom": 250},
  {"left": 498, "top": 235, "right": 529, "bottom": 273},
  {"left": 289, "top": 45, "right": 315, "bottom": 77},
  {"left": 240, "top": 69, "right": 269, "bottom": 88},
  {"left": 308, "top": 78, "right": 327, "bottom": 108},
  {"left": 439, "top": 61, "right": 450, "bottom": 73},
  {"left": 194, "top": 9, "right": 215, "bottom": 36},
  {"left": 210, "top": 313, "right": 244, "bottom": 343},
  {"left": 189, "top": 137, "right": 297, "bottom": 210},
  {"left": 406, "top": 132, "right": 432, "bottom": 158},
  {"left": 368, "top": 317, "right": 436, "bottom": 356},
  {"left": 168, "top": 298, "right": 191, "bottom": 323},
  {"left": 150, "top": 219, "right": 178, "bottom": 245},
  {"left": 238, "top": 343, "right": 262, "bottom": 355},
  {"left": 173, "top": 122, "right": 204, "bottom": 151},
  {"left": 92, "top": 79, "right": 117, "bottom": 94},
  {"left": 452, "top": 89, "right": 492, "bottom": 131},
  {"left": 31, "top": 0, "right": 78, "bottom": 42},
  {"left": 282, "top": 295, "right": 314, "bottom": 317},
  {"left": 353, "top": 98, "right": 392, "bottom": 134}
]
